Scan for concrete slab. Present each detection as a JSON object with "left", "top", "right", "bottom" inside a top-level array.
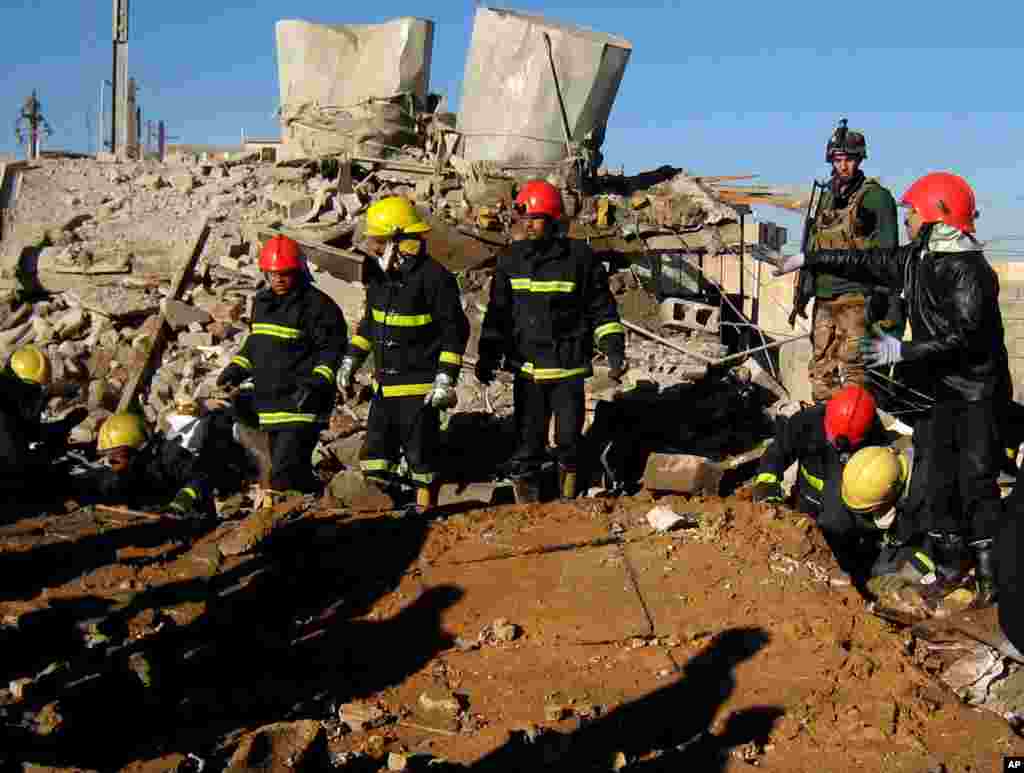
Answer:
[{"left": 419, "top": 544, "right": 651, "bottom": 644}]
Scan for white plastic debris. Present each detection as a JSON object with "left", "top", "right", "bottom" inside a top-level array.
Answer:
[{"left": 645, "top": 505, "right": 690, "bottom": 533}]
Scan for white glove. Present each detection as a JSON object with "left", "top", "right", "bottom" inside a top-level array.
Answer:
[
  {"left": 337, "top": 357, "right": 357, "bottom": 393},
  {"left": 773, "top": 253, "right": 806, "bottom": 276},
  {"left": 425, "top": 373, "right": 457, "bottom": 410},
  {"left": 859, "top": 333, "right": 903, "bottom": 368}
]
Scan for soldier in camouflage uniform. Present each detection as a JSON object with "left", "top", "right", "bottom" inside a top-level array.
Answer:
[{"left": 794, "top": 120, "right": 899, "bottom": 402}]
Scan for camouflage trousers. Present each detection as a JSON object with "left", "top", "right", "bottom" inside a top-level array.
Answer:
[{"left": 810, "top": 293, "right": 867, "bottom": 403}]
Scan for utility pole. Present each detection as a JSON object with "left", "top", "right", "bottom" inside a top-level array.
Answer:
[
  {"left": 14, "top": 90, "right": 52, "bottom": 161},
  {"left": 111, "top": 0, "right": 130, "bottom": 157}
]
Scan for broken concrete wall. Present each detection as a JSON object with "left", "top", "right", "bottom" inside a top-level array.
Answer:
[
  {"left": 276, "top": 18, "right": 435, "bottom": 161},
  {"left": 458, "top": 7, "right": 631, "bottom": 165}
]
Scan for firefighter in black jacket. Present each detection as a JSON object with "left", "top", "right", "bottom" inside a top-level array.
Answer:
[
  {"left": 75, "top": 412, "right": 212, "bottom": 518},
  {"left": 0, "top": 346, "right": 86, "bottom": 492},
  {"left": 216, "top": 235, "right": 347, "bottom": 498},
  {"left": 753, "top": 384, "right": 887, "bottom": 514},
  {"left": 775, "top": 172, "right": 1010, "bottom": 604},
  {"left": 338, "top": 196, "right": 470, "bottom": 514},
  {"left": 476, "top": 180, "right": 626, "bottom": 499}
]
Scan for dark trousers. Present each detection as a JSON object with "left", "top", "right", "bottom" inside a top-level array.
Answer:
[
  {"left": 901, "top": 399, "right": 1003, "bottom": 543},
  {"left": 360, "top": 394, "right": 440, "bottom": 488},
  {"left": 268, "top": 425, "right": 320, "bottom": 492},
  {"left": 997, "top": 482, "right": 1024, "bottom": 651},
  {"left": 513, "top": 376, "right": 585, "bottom": 470}
]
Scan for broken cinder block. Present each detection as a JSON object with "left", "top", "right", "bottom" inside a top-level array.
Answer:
[{"left": 643, "top": 453, "right": 724, "bottom": 496}]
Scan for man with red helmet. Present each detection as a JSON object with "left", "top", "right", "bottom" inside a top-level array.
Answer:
[
  {"left": 477, "top": 179, "right": 625, "bottom": 499},
  {"left": 775, "top": 172, "right": 1011, "bottom": 605},
  {"left": 216, "top": 235, "right": 347, "bottom": 500},
  {"left": 753, "top": 384, "right": 887, "bottom": 514}
]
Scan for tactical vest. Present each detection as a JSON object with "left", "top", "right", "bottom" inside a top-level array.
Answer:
[{"left": 812, "top": 177, "right": 883, "bottom": 250}]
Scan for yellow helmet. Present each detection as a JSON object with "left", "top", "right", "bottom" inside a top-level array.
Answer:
[
  {"left": 364, "top": 196, "right": 431, "bottom": 238},
  {"left": 97, "top": 413, "right": 148, "bottom": 453},
  {"left": 842, "top": 446, "right": 908, "bottom": 514},
  {"left": 8, "top": 346, "right": 52, "bottom": 386}
]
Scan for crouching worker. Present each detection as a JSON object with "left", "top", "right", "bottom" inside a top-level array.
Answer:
[
  {"left": 216, "top": 235, "right": 347, "bottom": 504},
  {"left": 753, "top": 384, "right": 886, "bottom": 515},
  {"left": 73, "top": 412, "right": 212, "bottom": 519},
  {"left": 0, "top": 345, "right": 86, "bottom": 493},
  {"left": 338, "top": 196, "right": 469, "bottom": 514}
]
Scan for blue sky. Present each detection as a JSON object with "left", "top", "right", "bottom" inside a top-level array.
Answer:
[{"left": 3, "top": 0, "right": 1022, "bottom": 253}]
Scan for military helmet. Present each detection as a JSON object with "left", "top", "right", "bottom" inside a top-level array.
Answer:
[
  {"left": 8, "top": 346, "right": 52, "bottom": 386},
  {"left": 97, "top": 413, "right": 148, "bottom": 454},
  {"left": 826, "top": 118, "right": 867, "bottom": 162}
]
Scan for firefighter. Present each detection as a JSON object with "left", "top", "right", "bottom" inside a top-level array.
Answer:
[
  {"left": 338, "top": 196, "right": 469, "bottom": 514},
  {"left": 215, "top": 235, "right": 347, "bottom": 501},
  {"left": 0, "top": 346, "right": 86, "bottom": 492},
  {"left": 791, "top": 119, "right": 899, "bottom": 402},
  {"left": 753, "top": 384, "right": 887, "bottom": 514},
  {"left": 476, "top": 179, "right": 626, "bottom": 499},
  {"left": 74, "top": 412, "right": 212, "bottom": 518},
  {"left": 776, "top": 172, "right": 1010, "bottom": 605}
]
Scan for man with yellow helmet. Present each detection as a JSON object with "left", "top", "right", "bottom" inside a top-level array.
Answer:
[
  {"left": 339, "top": 196, "right": 469, "bottom": 514},
  {"left": 0, "top": 345, "right": 86, "bottom": 490},
  {"left": 75, "top": 412, "right": 212, "bottom": 519}
]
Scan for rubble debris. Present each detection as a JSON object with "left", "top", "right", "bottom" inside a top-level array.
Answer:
[
  {"left": 217, "top": 495, "right": 308, "bottom": 557},
  {"left": 479, "top": 618, "right": 520, "bottom": 644},
  {"left": 645, "top": 505, "right": 697, "bottom": 533},
  {"left": 226, "top": 720, "right": 325, "bottom": 772},
  {"left": 418, "top": 688, "right": 464, "bottom": 717},
  {"left": 337, "top": 701, "right": 390, "bottom": 733}
]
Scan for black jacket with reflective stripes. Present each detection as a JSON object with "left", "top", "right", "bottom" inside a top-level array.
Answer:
[
  {"left": 72, "top": 435, "right": 211, "bottom": 508},
  {"left": 479, "top": 237, "right": 625, "bottom": 381},
  {"left": 347, "top": 253, "right": 469, "bottom": 397},
  {"left": 807, "top": 230, "right": 1011, "bottom": 403},
  {"left": 756, "top": 404, "right": 889, "bottom": 513},
  {"left": 232, "top": 281, "right": 347, "bottom": 427}
]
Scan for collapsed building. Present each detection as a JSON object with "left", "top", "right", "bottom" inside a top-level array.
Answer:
[{"left": 0, "top": 6, "right": 818, "bottom": 508}]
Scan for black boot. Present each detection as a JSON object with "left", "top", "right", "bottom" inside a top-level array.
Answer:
[{"left": 971, "top": 538, "right": 998, "bottom": 607}]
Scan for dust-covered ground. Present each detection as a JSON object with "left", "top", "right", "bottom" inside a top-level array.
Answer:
[{"left": 1, "top": 487, "right": 1021, "bottom": 772}]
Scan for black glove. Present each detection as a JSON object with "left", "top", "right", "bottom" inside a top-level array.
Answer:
[
  {"left": 752, "top": 480, "right": 784, "bottom": 504},
  {"left": 161, "top": 488, "right": 205, "bottom": 520},
  {"left": 601, "top": 334, "right": 628, "bottom": 382},
  {"left": 217, "top": 363, "right": 248, "bottom": 389},
  {"left": 39, "top": 406, "right": 89, "bottom": 449},
  {"left": 295, "top": 378, "right": 333, "bottom": 414},
  {"left": 475, "top": 358, "right": 497, "bottom": 386}
]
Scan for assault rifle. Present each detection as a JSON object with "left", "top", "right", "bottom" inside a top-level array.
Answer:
[{"left": 789, "top": 178, "right": 828, "bottom": 327}]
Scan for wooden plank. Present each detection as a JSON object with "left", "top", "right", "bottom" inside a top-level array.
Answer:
[{"left": 116, "top": 213, "right": 210, "bottom": 413}]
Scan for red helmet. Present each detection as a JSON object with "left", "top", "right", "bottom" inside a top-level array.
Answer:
[
  {"left": 259, "top": 235, "right": 303, "bottom": 272},
  {"left": 515, "top": 180, "right": 563, "bottom": 219},
  {"left": 901, "top": 172, "right": 977, "bottom": 234},
  {"left": 825, "top": 384, "right": 877, "bottom": 450}
]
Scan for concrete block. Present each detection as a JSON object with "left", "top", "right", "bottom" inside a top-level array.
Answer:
[
  {"left": 643, "top": 453, "right": 723, "bottom": 495},
  {"left": 163, "top": 299, "right": 212, "bottom": 331},
  {"left": 178, "top": 332, "right": 213, "bottom": 348},
  {"left": 658, "top": 298, "right": 720, "bottom": 334},
  {"left": 168, "top": 173, "right": 195, "bottom": 193},
  {"left": 437, "top": 482, "right": 503, "bottom": 507},
  {"left": 265, "top": 187, "right": 315, "bottom": 220},
  {"left": 134, "top": 173, "right": 165, "bottom": 190}
]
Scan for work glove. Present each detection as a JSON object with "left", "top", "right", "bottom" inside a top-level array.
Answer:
[
  {"left": 295, "top": 377, "right": 333, "bottom": 414},
  {"left": 161, "top": 488, "right": 204, "bottom": 520},
  {"left": 859, "top": 332, "right": 903, "bottom": 368},
  {"left": 337, "top": 356, "right": 358, "bottom": 396},
  {"left": 474, "top": 358, "right": 497, "bottom": 386},
  {"left": 752, "top": 480, "right": 784, "bottom": 504},
  {"left": 607, "top": 351, "right": 628, "bottom": 383},
  {"left": 773, "top": 252, "right": 806, "bottom": 277},
  {"left": 39, "top": 406, "right": 89, "bottom": 450},
  {"left": 424, "top": 373, "right": 458, "bottom": 411},
  {"left": 217, "top": 363, "right": 248, "bottom": 389}
]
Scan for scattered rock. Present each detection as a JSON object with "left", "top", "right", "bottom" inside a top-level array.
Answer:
[
  {"left": 178, "top": 331, "right": 214, "bottom": 348},
  {"left": 645, "top": 505, "right": 697, "bottom": 533},
  {"left": 135, "top": 173, "right": 166, "bottom": 190},
  {"left": 168, "top": 173, "right": 196, "bottom": 193},
  {"left": 337, "top": 701, "right": 389, "bottom": 733},
  {"left": 163, "top": 299, "right": 212, "bottom": 331},
  {"left": 328, "top": 470, "right": 394, "bottom": 511},
  {"left": 479, "top": 618, "right": 520, "bottom": 644},
  {"left": 226, "top": 720, "right": 325, "bottom": 772},
  {"left": 418, "top": 687, "right": 463, "bottom": 717}
]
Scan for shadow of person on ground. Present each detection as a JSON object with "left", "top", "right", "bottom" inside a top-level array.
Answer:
[
  {"left": 470, "top": 626, "right": 778, "bottom": 772},
  {"left": 2, "top": 510, "right": 461, "bottom": 771}
]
